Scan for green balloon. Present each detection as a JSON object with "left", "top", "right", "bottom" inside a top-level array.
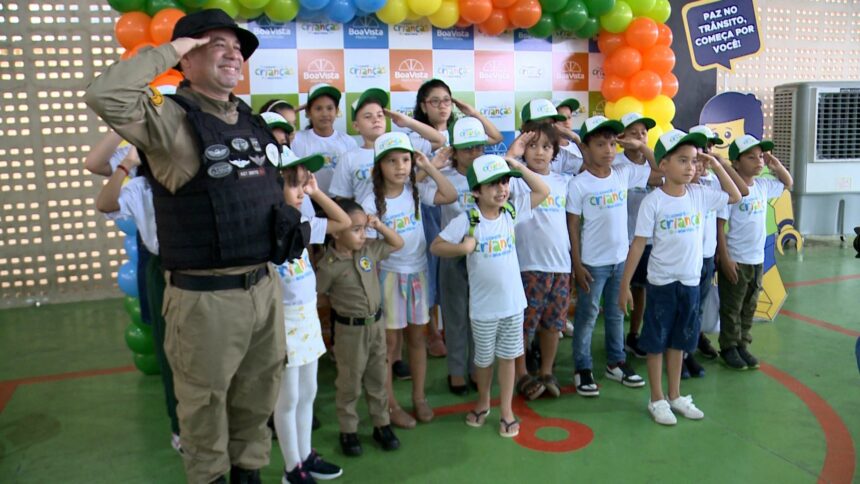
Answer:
[
  {"left": 556, "top": 0, "right": 588, "bottom": 31},
  {"left": 123, "top": 296, "right": 138, "bottom": 316},
  {"left": 128, "top": 304, "right": 143, "bottom": 326},
  {"left": 265, "top": 0, "right": 299, "bottom": 22},
  {"left": 180, "top": 0, "right": 208, "bottom": 6},
  {"left": 627, "top": 0, "right": 655, "bottom": 16},
  {"left": 133, "top": 353, "right": 162, "bottom": 375},
  {"left": 528, "top": 13, "right": 556, "bottom": 38},
  {"left": 237, "top": 4, "right": 265, "bottom": 19},
  {"left": 539, "top": 0, "right": 569, "bottom": 14},
  {"left": 575, "top": 15, "right": 600, "bottom": 39},
  {"left": 645, "top": 0, "right": 671, "bottom": 23},
  {"left": 599, "top": 0, "right": 632, "bottom": 33},
  {"left": 109, "top": 0, "right": 148, "bottom": 12},
  {"left": 125, "top": 322, "right": 154, "bottom": 355},
  {"left": 147, "top": 0, "right": 186, "bottom": 16},
  {"left": 584, "top": 0, "right": 614, "bottom": 17}
]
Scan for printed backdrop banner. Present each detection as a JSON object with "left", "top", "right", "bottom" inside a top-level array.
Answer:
[{"left": 240, "top": 16, "right": 605, "bottom": 143}]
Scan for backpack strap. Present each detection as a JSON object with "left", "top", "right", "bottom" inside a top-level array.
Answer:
[
  {"left": 503, "top": 201, "right": 516, "bottom": 221},
  {"left": 467, "top": 208, "right": 481, "bottom": 238}
]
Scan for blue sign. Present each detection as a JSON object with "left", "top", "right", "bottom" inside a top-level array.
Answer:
[
  {"left": 485, "top": 131, "right": 517, "bottom": 157},
  {"left": 344, "top": 15, "right": 389, "bottom": 49},
  {"left": 513, "top": 29, "right": 551, "bottom": 51},
  {"left": 248, "top": 18, "right": 297, "bottom": 49},
  {"left": 432, "top": 26, "right": 474, "bottom": 50},
  {"left": 682, "top": 0, "right": 763, "bottom": 71}
]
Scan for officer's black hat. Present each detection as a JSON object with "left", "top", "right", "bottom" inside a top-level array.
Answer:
[{"left": 171, "top": 9, "right": 259, "bottom": 63}]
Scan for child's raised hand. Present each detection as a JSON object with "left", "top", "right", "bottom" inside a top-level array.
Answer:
[
  {"left": 367, "top": 214, "right": 382, "bottom": 231},
  {"left": 430, "top": 146, "right": 453, "bottom": 170},
  {"left": 504, "top": 156, "right": 525, "bottom": 172},
  {"left": 451, "top": 98, "right": 478, "bottom": 117},
  {"left": 384, "top": 108, "right": 409, "bottom": 128},
  {"left": 763, "top": 152, "right": 781, "bottom": 170},
  {"left": 461, "top": 235, "right": 477, "bottom": 253},
  {"left": 413, "top": 151, "right": 432, "bottom": 171},
  {"left": 506, "top": 131, "right": 535, "bottom": 159},
  {"left": 618, "top": 285, "right": 634, "bottom": 315},
  {"left": 303, "top": 173, "right": 319, "bottom": 196},
  {"left": 696, "top": 152, "right": 716, "bottom": 170},
  {"left": 123, "top": 147, "right": 142, "bottom": 168},
  {"left": 616, "top": 135, "right": 643, "bottom": 151}
]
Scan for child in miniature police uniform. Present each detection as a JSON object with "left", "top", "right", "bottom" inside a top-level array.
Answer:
[
  {"left": 716, "top": 135, "right": 793, "bottom": 370},
  {"left": 271, "top": 146, "right": 350, "bottom": 483},
  {"left": 315, "top": 199, "right": 405, "bottom": 458},
  {"left": 619, "top": 130, "right": 742, "bottom": 426},
  {"left": 432, "top": 154, "right": 550, "bottom": 439}
]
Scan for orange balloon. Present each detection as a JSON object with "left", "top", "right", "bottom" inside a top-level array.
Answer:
[
  {"left": 597, "top": 30, "right": 626, "bottom": 56},
  {"left": 643, "top": 44, "right": 675, "bottom": 75},
  {"left": 629, "top": 70, "right": 662, "bottom": 100},
  {"left": 478, "top": 8, "right": 509, "bottom": 35},
  {"left": 601, "top": 74, "right": 627, "bottom": 102},
  {"left": 507, "top": 0, "right": 541, "bottom": 28},
  {"left": 150, "top": 8, "right": 185, "bottom": 45},
  {"left": 115, "top": 12, "right": 152, "bottom": 50},
  {"left": 460, "top": 0, "right": 493, "bottom": 23},
  {"left": 493, "top": 0, "right": 517, "bottom": 6},
  {"left": 608, "top": 46, "right": 642, "bottom": 78},
  {"left": 120, "top": 42, "right": 155, "bottom": 61},
  {"left": 656, "top": 23, "right": 673, "bottom": 46},
  {"left": 151, "top": 68, "right": 183, "bottom": 86},
  {"left": 456, "top": 16, "right": 473, "bottom": 28},
  {"left": 624, "top": 17, "right": 659, "bottom": 51},
  {"left": 660, "top": 72, "right": 678, "bottom": 98}
]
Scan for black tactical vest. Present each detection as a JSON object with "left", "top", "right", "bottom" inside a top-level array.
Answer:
[{"left": 143, "top": 93, "right": 304, "bottom": 271}]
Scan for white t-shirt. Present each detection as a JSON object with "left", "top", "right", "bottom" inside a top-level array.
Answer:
[
  {"left": 408, "top": 130, "right": 440, "bottom": 157},
  {"left": 438, "top": 166, "right": 476, "bottom": 229},
  {"left": 108, "top": 177, "right": 158, "bottom": 254},
  {"left": 636, "top": 184, "right": 729, "bottom": 286},
  {"left": 291, "top": 129, "right": 358, "bottom": 196},
  {"left": 612, "top": 153, "right": 652, "bottom": 244},
  {"left": 551, "top": 147, "right": 583, "bottom": 176},
  {"left": 329, "top": 147, "right": 374, "bottom": 202},
  {"left": 276, "top": 216, "right": 327, "bottom": 306},
  {"left": 698, "top": 173, "right": 721, "bottom": 258},
  {"left": 567, "top": 163, "right": 651, "bottom": 266},
  {"left": 360, "top": 182, "right": 437, "bottom": 273},
  {"left": 439, "top": 195, "right": 532, "bottom": 321},
  {"left": 721, "top": 178, "right": 784, "bottom": 265},
  {"left": 110, "top": 143, "right": 138, "bottom": 178},
  {"left": 511, "top": 174, "right": 571, "bottom": 273}
]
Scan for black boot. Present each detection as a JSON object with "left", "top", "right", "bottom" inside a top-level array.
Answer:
[{"left": 230, "top": 466, "right": 261, "bottom": 484}]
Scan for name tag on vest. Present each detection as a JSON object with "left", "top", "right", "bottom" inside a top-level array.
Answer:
[{"left": 238, "top": 167, "right": 266, "bottom": 179}]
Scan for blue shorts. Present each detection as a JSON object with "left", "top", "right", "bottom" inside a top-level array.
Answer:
[
  {"left": 631, "top": 244, "right": 652, "bottom": 288},
  {"left": 639, "top": 281, "right": 701, "bottom": 354}
]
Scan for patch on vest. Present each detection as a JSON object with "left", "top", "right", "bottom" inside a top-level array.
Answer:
[
  {"left": 148, "top": 86, "right": 163, "bottom": 107},
  {"left": 266, "top": 143, "right": 280, "bottom": 165},
  {"left": 238, "top": 167, "right": 266, "bottom": 178},
  {"left": 359, "top": 256, "right": 372, "bottom": 272},
  {"left": 205, "top": 144, "right": 230, "bottom": 161},
  {"left": 207, "top": 161, "right": 233, "bottom": 178},
  {"left": 250, "top": 153, "right": 266, "bottom": 166},
  {"left": 230, "top": 159, "right": 251, "bottom": 169},
  {"left": 231, "top": 137, "right": 250, "bottom": 152},
  {"left": 249, "top": 137, "right": 262, "bottom": 152}
]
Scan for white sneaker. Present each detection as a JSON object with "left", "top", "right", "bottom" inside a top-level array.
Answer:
[
  {"left": 648, "top": 399, "right": 677, "bottom": 425},
  {"left": 669, "top": 395, "right": 705, "bottom": 420},
  {"left": 171, "top": 433, "right": 183, "bottom": 454}
]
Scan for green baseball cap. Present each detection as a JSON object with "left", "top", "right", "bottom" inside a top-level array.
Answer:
[
  {"left": 351, "top": 88, "right": 389, "bottom": 121},
  {"left": 374, "top": 131, "right": 414, "bottom": 162},
  {"left": 449, "top": 116, "right": 488, "bottom": 149},
  {"left": 620, "top": 112, "right": 656, "bottom": 130},
  {"left": 578, "top": 115, "right": 625, "bottom": 141},
  {"left": 555, "top": 98, "right": 581, "bottom": 112},
  {"left": 466, "top": 154, "right": 521, "bottom": 190},
  {"left": 689, "top": 125, "right": 724, "bottom": 145},
  {"left": 307, "top": 83, "right": 342, "bottom": 106},
  {"left": 275, "top": 145, "right": 324, "bottom": 173},
  {"left": 728, "top": 134, "right": 774, "bottom": 161},
  {"left": 653, "top": 129, "right": 708, "bottom": 162},
  {"left": 521, "top": 99, "right": 566, "bottom": 124},
  {"left": 260, "top": 112, "right": 294, "bottom": 134}
]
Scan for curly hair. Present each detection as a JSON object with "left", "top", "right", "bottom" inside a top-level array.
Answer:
[
  {"left": 371, "top": 152, "right": 420, "bottom": 224},
  {"left": 520, "top": 121, "right": 561, "bottom": 162}
]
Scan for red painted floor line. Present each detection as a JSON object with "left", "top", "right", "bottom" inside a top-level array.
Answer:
[
  {"left": 761, "top": 363, "right": 856, "bottom": 484},
  {"left": 784, "top": 274, "right": 860, "bottom": 288},
  {"left": 780, "top": 309, "right": 860, "bottom": 338},
  {"left": 0, "top": 365, "right": 136, "bottom": 413}
]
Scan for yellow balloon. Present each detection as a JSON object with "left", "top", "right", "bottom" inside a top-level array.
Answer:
[
  {"left": 407, "top": 0, "right": 442, "bottom": 16},
  {"left": 603, "top": 101, "right": 617, "bottom": 120},
  {"left": 646, "top": 124, "right": 663, "bottom": 150},
  {"left": 614, "top": 96, "right": 645, "bottom": 119},
  {"left": 404, "top": 8, "right": 422, "bottom": 20},
  {"left": 376, "top": 0, "right": 408, "bottom": 24},
  {"left": 643, "top": 95, "right": 675, "bottom": 125},
  {"left": 428, "top": 0, "right": 459, "bottom": 28}
]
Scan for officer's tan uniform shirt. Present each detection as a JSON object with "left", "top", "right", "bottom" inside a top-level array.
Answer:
[{"left": 316, "top": 240, "right": 394, "bottom": 318}]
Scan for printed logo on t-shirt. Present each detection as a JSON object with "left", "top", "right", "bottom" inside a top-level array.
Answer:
[
  {"left": 385, "top": 209, "right": 419, "bottom": 234},
  {"left": 538, "top": 194, "right": 566, "bottom": 211},
  {"left": 458, "top": 190, "right": 476, "bottom": 210},
  {"left": 587, "top": 189, "right": 627, "bottom": 208},
  {"left": 322, "top": 153, "right": 337, "bottom": 169},
  {"left": 354, "top": 163, "right": 373, "bottom": 181},
  {"left": 277, "top": 251, "right": 313, "bottom": 282},
  {"left": 658, "top": 211, "right": 702, "bottom": 235},
  {"left": 358, "top": 256, "right": 372, "bottom": 272},
  {"left": 738, "top": 196, "right": 766, "bottom": 214},
  {"left": 476, "top": 230, "right": 516, "bottom": 258}
]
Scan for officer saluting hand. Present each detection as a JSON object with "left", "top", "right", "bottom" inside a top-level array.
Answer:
[{"left": 86, "top": 9, "right": 306, "bottom": 484}]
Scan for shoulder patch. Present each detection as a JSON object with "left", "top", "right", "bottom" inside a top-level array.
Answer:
[{"left": 149, "top": 86, "right": 164, "bottom": 107}]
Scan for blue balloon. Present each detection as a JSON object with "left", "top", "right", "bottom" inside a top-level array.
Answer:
[
  {"left": 300, "top": 0, "right": 330, "bottom": 10},
  {"left": 115, "top": 216, "right": 137, "bottom": 236},
  {"left": 123, "top": 236, "right": 138, "bottom": 262},
  {"left": 354, "top": 0, "right": 385, "bottom": 13},
  {"left": 326, "top": 0, "right": 356, "bottom": 23},
  {"left": 298, "top": 4, "right": 328, "bottom": 20},
  {"left": 118, "top": 261, "right": 139, "bottom": 298}
]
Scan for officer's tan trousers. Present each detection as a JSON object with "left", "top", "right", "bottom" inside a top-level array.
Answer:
[
  {"left": 163, "top": 265, "right": 285, "bottom": 484},
  {"left": 333, "top": 320, "right": 390, "bottom": 433}
]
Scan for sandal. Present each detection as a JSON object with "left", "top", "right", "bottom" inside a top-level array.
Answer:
[
  {"left": 465, "top": 408, "right": 491, "bottom": 428},
  {"left": 540, "top": 374, "right": 561, "bottom": 398},
  {"left": 516, "top": 374, "right": 545, "bottom": 401},
  {"left": 413, "top": 399, "right": 434, "bottom": 423},
  {"left": 499, "top": 417, "right": 520, "bottom": 438},
  {"left": 389, "top": 406, "right": 416, "bottom": 429}
]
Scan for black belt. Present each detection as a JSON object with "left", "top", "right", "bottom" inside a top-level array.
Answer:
[
  {"left": 170, "top": 266, "right": 269, "bottom": 291},
  {"left": 332, "top": 309, "right": 382, "bottom": 326}
]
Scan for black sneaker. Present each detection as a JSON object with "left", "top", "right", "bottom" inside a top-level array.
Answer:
[
  {"left": 605, "top": 361, "right": 646, "bottom": 388},
  {"left": 684, "top": 353, "right": 705, "bottom": 378},
  {"left": 720, "top": 347, "right": 748, "bottom": 371},
  {"left": 525, "top": 338, "right": 542, "bottom": 374},
  {"left": 312, "top": 414, "right": 321, "bottom": 431},
  {"left": 339, "top": 433, "right": 362, "bottom": 457},
  {"left": 283, "top": 465, "right": 316, "bottom": 484},
  {"left": 625, "top": 333, "right": 647, "bottom": 359},
  {"left": 574, "top": 369, "right": 599, "bottom": 397},
  {"left": 698, "top": 334, "right": 719, "bottom": 359},
  {"left": 737, "top": 346, "right": 760, "bottom": 369},
  {"left": 230, "top": 467, "right": 261, "bottom": 484},
  {"left": 392, "top": 360, "right": 411, "bottom": 381},
  {"left": 302, "top": 450, "right": 343, "bottom": 480},
  {"left": 372, "top": 425, "right": 400, "bottom": 451}
]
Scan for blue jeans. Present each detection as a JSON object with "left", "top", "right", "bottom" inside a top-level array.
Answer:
[{"left": 572, "top": 262, "right": 626, "bottom": 370}]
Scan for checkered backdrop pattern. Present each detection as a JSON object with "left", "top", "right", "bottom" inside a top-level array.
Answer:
[{"left": 238, "top": 15, "right": 606, "bottom": 155}]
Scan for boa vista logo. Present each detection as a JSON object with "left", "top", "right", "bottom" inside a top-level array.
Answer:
[
  {"left": 254, "top": 65, "right": 295, "bottom": 80},
  {"left": 298, "top": 51, "right": 344, "bottom": 91},
  {"left": 395, "top": 58, "right": 430, "bottom": 81},
  {"left": 348, "top": 16, "right": 385, "bottom": 37},
  {"left": 558, "top": 60, "right": 585, "bottom": 81},
  {"left": 390, "top": 51, "right": 432, "bottom": 91},
  {"left": 475, "top": 52, "right": 514, "bottom": 90},
  {"left": 479, "top": 60, "right": 511, "bottom": 80},
  {"left": 553, "top": 53, "right": 588, "bottom": 91}
]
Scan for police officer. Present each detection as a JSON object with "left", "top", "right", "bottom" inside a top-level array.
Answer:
[{"left": 86, "top": 9, "right": 305, "bottom": 484}]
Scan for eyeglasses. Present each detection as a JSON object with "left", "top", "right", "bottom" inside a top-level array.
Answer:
[{"left": 425, "top": 98, "right": 452, "bottom": 108}]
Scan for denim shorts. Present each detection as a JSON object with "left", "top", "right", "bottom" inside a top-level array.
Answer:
[{"left": 639, "top": 281, "right": 701, "bottom": 354}]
